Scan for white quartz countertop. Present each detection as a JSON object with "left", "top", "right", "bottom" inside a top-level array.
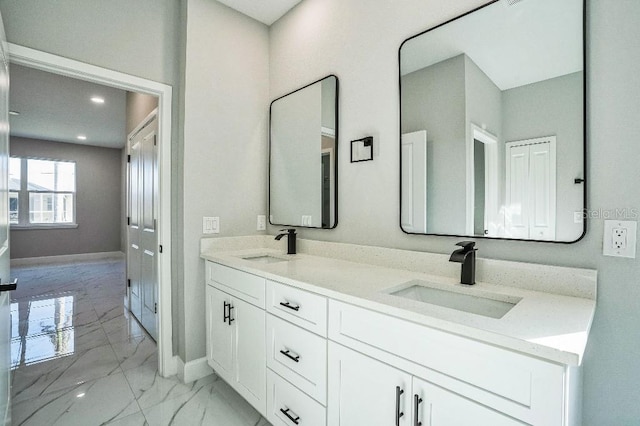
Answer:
[{"left": 201, "top": 246, "right": 596, "bottom": 366}]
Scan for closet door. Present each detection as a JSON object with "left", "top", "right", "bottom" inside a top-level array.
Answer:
[
  {"left": 505, "top": 137, "right": 556, "bottom": 240},
  {"left": 505, "top": 144, "right": 530, "bottom": 239}
]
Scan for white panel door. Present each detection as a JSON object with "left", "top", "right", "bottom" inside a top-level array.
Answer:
[
  {"left": 412, "top": 377, "right": 525, "bottom": 426},
  {"left": 505, "top": 144, "right": 530, "bottom": 239},
  {"left": 128, "top": 132, "right": 142, "bottom": 321},
  {"left": 505, "top": 137, "right": 556, "bottom": 240},
  {"left": 529, "top": 142, "right": 556, "bottom": 240},
  {"left": 206, "top": 286, "right": 233, "bottom": 376},
  {"left": 401, "top": 130, "right": 427, "bottom": 233},
  {"left": 234, "top": 297, "right": 266, "bottom": 414},
  {"left": 0, "top": 17, "right": 11, "bottom": 424},
  {"left": 328, "top": 342, "right": 412, "bottom": 425},
  {"left": 127, "top": 115, "right": 158, "bottom": 339}
]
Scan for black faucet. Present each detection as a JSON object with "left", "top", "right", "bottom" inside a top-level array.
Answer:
[
  {"left": 275, "top": 228, "right": 297, "bottom": 255},
  {"left": 449, "top": 241, "right": 477, "bottom": 285}
]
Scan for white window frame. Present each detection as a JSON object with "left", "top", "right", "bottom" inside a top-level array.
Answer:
[{"left": 10, "top": 156, "right": 78, "bottom": 230}]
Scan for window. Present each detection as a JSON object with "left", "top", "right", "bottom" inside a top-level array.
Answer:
[{"left": 9, "top": 157, "right": 76, "bottom": 227}]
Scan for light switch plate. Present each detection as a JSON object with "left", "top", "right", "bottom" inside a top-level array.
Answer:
[
  {"left": 203, "top": 216, "right": 220, "bottom": 234},
  {"left": 257, "top": 215, "right": 266, "bottom": 231},
  {"left": 603, "top": 220, "right": 637, "bottom": 258}
]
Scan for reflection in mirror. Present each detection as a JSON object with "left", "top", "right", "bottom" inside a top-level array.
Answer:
[
  {"left": 270, "top": 75, "right": 338, "bottom": 229},
  {"left": 400, "top": 0, "right": 585, "bottom": 242}
]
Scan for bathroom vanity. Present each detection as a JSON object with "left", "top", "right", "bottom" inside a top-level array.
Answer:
[{"left": 201, "top": 236, "right": 596, "bottom": 426}]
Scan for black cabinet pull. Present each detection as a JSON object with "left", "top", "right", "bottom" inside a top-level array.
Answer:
[
  {"left": 223, "top": 301, "right": 230, "bottom": 324},
  {"left": 228, "top": 304, "right": 235, "bottom": 325},
  {"left": 0, "top": 278, "right": 17, "bottom": 293},
  {"left": 279, "top": 301, "right": 300, "bottom": 311},
  {"left": 279, "top": 349, "right": 300, "bottom": 363},
  {"left": 395, "top": 386, "right": 404, "bottom": 426},
  {"left": 414, "top": 394, "right": 423, "bottom": 426},
  {"left": 280, "top": 408, "right": 300, "bottom": 425}
]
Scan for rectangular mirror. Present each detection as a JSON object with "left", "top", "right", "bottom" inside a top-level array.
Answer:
[
  {"left": 399, "top": 0, "right": 585, "bottom": 242},
  {"left": 270, "top": 75, "right": 338, "bottom": 229}
]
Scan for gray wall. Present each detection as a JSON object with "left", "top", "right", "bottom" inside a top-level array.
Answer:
[
  {"left": 180, "top": 0, "right": 269, "bottom": 362},
  {"left": 503, "top": 72, "right": 584, "bottom": 241},
  {"left": 10, "top": 137, "right": 122, "bottom": 258},
  {"left": 271, "top": 82, "right": 322, "bottom": 226},
  {"left": 270, "top": 0, "right": 640, "bottom": 424},
  {"left": 401, "top": 55, "right": 466, "bottom": 233}
]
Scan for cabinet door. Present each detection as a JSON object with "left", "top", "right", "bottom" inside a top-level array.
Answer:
[
  {"left": 234, "top": 297, "right": 266, "bottom": 414},
  {"left": 328, "top": 342, "right": 412, "bottom": 425},
  {"left": 205, "top": 286, "right": 233, "bottom": 377},
  {"left": 412, "top": 377, "right": 524, "bottom": 426}
]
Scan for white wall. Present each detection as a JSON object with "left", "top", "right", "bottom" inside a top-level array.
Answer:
[
  {"left": 269, "top": 0, "right": 640, "bottom": 423},
  {"left": 181, "top": 0, "right": 269, "bottom": 361}
]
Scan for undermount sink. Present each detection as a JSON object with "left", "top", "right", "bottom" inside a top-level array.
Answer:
[
  {"left": 388, "top": 280, "right": 521, "bottom": 319},
  {"left": 240, "top": 254, "right": 288, "bottom": 264}
]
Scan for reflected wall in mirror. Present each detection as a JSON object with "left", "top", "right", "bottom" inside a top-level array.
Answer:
[
  {"left": 270, "top": 75, "right": 338, "bottom": 229},
  {"left": 400, "top": 0, "right": 585, "bottom": 242}
]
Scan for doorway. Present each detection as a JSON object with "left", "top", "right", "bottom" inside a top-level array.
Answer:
[
  {"left": 466, "top": 124, "right": 499, "bottom": 237},
  {"left": 7, "top": 43, "right": 175, "bottom": 376}
]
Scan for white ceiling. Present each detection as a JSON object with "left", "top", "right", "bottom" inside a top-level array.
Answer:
[
  {"left": 216, "top": 0, "right": 302, "bottom": 25},
  {"left": 9, "top": 64, "right": 127, "bottom": 149},
  {"left": 401, "top": 0, "right": 583, "bottom": 90}
]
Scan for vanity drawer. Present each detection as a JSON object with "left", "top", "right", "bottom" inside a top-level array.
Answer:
[
  {"left": 266, "top": 280, "right": 327, "bottom": 337},
  {"left": 207, "top": 261, "right": 265, "bottom": 308},
  {"left": 267, "top": 314, "right": 327, "bottom": 404},
  {"left": 328, "top": 300, "right": 565, "bottom": 425},
  {"left": 267, "top": 369, "right": 326, "bottom": 426}
]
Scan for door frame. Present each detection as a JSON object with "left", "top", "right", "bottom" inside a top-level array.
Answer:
[
  {"left": 7, "top": 43, "right": 176, "bottom": 376},
  {"left": 466, "top": 123, "right": 499, "bottom": 237}
]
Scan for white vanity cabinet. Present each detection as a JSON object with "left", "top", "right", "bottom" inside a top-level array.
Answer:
[
  {"left": 328, "top": 300, "right": 578, "bottom": 426},
  {"left": 205, "top": 263, "right": 266, "bottom": 415},
  {"left": 328, "top": 343, "right": 520, "bottom": 426}
]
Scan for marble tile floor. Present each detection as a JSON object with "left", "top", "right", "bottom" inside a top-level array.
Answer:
[{"left": 9, "top": 259, "right": 270, "bottom": 426}]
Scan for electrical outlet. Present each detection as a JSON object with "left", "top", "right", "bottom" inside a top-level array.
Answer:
[
  {"left": 203, "top": 216, "right": 220, "bottom": 234},
  {"left": 257, "top": 215, "right": 266, "bottom": 231},
  {"left": 603, "top": 220, "right": 637, "bottom": 258}
]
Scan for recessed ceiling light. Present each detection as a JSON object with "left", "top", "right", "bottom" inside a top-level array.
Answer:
[
  {"left": 9, "top": 110, "right": 20, "bottom": 116},
  {"left": 90, "top": 96, "right": 105, "bottom": 104},
  {"left": 77, "top": 135, "right": 87, "bottom": 141}
]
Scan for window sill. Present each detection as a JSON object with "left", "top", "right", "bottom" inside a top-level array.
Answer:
[{"left": 11, "top": 224, "right": 79, "bottom": 231}]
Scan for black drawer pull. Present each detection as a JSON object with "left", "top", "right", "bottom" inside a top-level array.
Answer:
[
  {"left": 280, "top": 408, "right": 300, "bottom": 425},
  {"left": 279, "top": 349, "right": 300, "bottom": 363},
  {"left": 0, "top": 278, "right": 17, "bottom": 293},
  {"left": 279, "top": 301, "right": 300, "bottom": 311},
  {"left": 414, "top": 394, "right": 423, "bottom": 426},
  {"left": 395, "top": 386, "right": 404, "bottom": 426}
]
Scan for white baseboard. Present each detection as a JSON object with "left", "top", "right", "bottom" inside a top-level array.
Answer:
[
  {"left": 11, "top": 251, "right": 125, "bottom": 267},
  {"left": 176, "top": 356, "right": 213, "bottom": 384}
]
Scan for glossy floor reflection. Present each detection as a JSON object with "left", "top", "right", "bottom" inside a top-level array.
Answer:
[{"left": 10, "top": 259, "right": 270, "bottom": 426}]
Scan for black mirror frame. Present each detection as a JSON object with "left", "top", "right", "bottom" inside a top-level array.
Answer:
[
  {"left": 397, "top": 0, "right": 587, "bottom": 244},
  {"left": 268, "top": 74, "right": 339, "bottom": 230}
]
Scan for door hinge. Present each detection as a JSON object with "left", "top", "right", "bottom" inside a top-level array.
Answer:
[
  {"left": 154, "top": 303, "right": 157, "bottom": 314},
  {"left": 127, "top": 279, "right": 131, "bottom": 288},
  {"left": 153, "top": 219, "right": 157, "bottom": 230},
  {"left": 153, "top": 135, "right": 157, "bottom": 146},
  {"left": 127, "top": 217, "right": 131, "bottom": 226},
  {"left": 159, "top": 245, "right": 163, "bottom": 253},
  {"left": 127, "top": 154, "right": 131, "bottom": 163}
]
